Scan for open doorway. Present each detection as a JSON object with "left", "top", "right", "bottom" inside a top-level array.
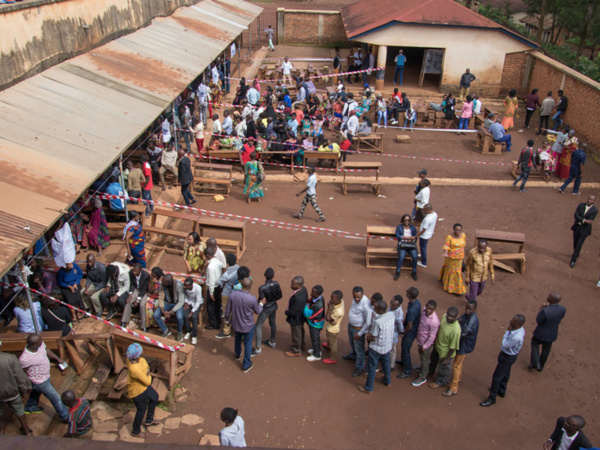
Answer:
[{"left": 385, "top": 46, "right": 444, "bottom": 91}]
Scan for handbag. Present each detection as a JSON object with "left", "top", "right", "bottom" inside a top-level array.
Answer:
[{"left": 399, "top": 240, "right": 417, "bottom": 250}]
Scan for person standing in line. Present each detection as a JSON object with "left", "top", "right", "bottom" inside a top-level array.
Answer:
[
  {"left": 393, "top": 50, "right": 406, "bottom": 86},
  {"left": 216, "top": 253, "right": 239, "bottom": 339},
  {"left": 225, "top": 278, "right": 265, "bottom": 373},
  {"left": 458, "top": 69, "right": 476, "bottom": 102},
  {"left": 253, "top": 268, "right": 283, "bottom": 355},
  {"left": 284, "top": 276, "right": 308, "bottom": 357},
  {"left": 125, "top": 343, "right": 160, "bottom": 438},
  {"left": 413, "top": 179, "right": 431, "bottom": 225},
  {"left": 139, "top": 154, "right": 154, "bottom": 218},
  {"left": 416, "top": 203, "right": 437, "bottom": 269},
  {"left": 322, "top": 290, "right": 345, "bottom": 364},
  {"left": 529, "top": 292, "right": 566, "bottom": 372},
  {"left": 357, "top": 300, "right": 395, "bottom": 394},
  {"left": 397, "top": 287, "right": 422, "bottom": 378},
  {"left": 409, "top": 300, "right": 439, "bottom": 385},
  {"left": 182, "top": 278, "right": 203, "bottom": 345},
  {"left": 512, "top": 140, "right": 537, "bottom": 192},
  {"left": 427, "top": 306, "right": 461, "bottom": 389},
  {"left": 480, "top": 314, "right": 526, "bottom": 407},
  {"left": 444, "top": 299, "right": 479, "bottom": 396},
  {"left": 537, "top": 91, "right": 555, "bottom": 135},
  {"left": 19, "top": 334, "right": 69, "bottom": 420},
  {"left": 522, "top": 88, "right": 541, "bottom": 129},
  {"left": 332, "top": 50, "right": 341, "bottom": 85},
  {"left": 570, "top": 195, "right": 597, "bottom": 268},
  {"left": 177, "top": 148, "right": 196, "bottom": 207},
  {"left": 464, "top": 239, "right": 494, "bottom": 301},
  {"left": 293, "top": 167, "right": 326, "bottom": 222},
  {"left": 543, "top": 415, "right": 592, "bottom": 450},
  {"left": 412, "top": 169, "right": 428, "bottom": 220},
  {"left": 388, "top": 295, "right": 404, "bottom": 373},
  {"left": 219, "top": 407, "right": 247, "bottom": 447},
  {"left": 559, "top": 143, "right": 587, "bottom": 194},
  {"left": 0, "top": 340, "right": 32, "bottom": 435},
  {"left": 265, "top": 25, "right": 275, "bottom": 52},
  {"left": 204, "top": 246, "right": 224, "bottom": 331},
  {"left": 281, "top": 57, "right": 294, "bottom": 86},
  {"left": 304, "top": 285, "right": 326, "bottom": 362},
  {"left": 342, "top": 286, "right": 373, "bottom": 377}
]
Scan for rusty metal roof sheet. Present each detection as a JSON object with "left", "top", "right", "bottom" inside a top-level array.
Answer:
[{"left": 0, "top": 0, "right": 262, "bottom": 277}]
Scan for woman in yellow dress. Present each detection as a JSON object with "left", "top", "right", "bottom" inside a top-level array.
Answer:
[
  {"left": 183, "top": 232, "right": 206, "bottom": 274},
  {"left": 500, "top": 89, "right": 518, "bottom": 130},
  {"left": 439, "top": 223, "right": 467, "bottom": 295}
]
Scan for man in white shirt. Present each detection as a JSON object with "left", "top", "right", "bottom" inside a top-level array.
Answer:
[
  {"left": 415, "top": 204, "right": 437, "bottom": 268},
  {"left": 344, "top": 110, "right": 359, "bottom": 163},
  {"left": 222, "top": 110, "right": 233, "bottom": 136},
  {"left": 183, "top": 277, "right": 203, "bottom": 344},
  {"left": 414, "top": 179, "right": 431, "bottom": 225},
  {"left": 211, "top": 64, "right": 220, "bottom": 87},
  {"left": 281, "top": 57, "right": 294, "bottom": 86},
  {"left": 197, "top": 80, "right": 211, "bottom": 126},
  {"left": 159, "top": 143, "right": 178, "bottom": 190},
  {"left": 212, "top": 114, "right": 222, "bottom": 137},
  {"left": 100, "top": 262, "right": 131, "bottom": 321},
  {"left": 206, "top": 238, "right": 227, "bottom": 269},
  {"left": 246, "top": 86, "right": 260, "bottom": 106},
  {"left": 293, "top": 167, "right": 325, "bottom": 222},
  {"left": 342, "top": 286, "right": 373, "bottom": 377},
  {"left": 204, "top": 246, "right": 224, "bottom": 331}
]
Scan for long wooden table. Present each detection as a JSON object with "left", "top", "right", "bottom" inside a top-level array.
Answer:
[
  {"left": 303, "top": 150, "right": 339, "bottom": 171},
  {"left": 341, "top": 161, "right": 382, "bottom": 196},
  {"left": 196, "top": 216, "right": 247, "bottom": 259},
  {"left": 475, "top": 229, "right": 526, "bottom": 274}
]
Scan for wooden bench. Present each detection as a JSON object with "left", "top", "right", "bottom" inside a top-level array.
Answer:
[
  {"left": 511, "top": 160, "right": 550, "bottom": 182},
  {"left": 476, "top": 126, "right": 504, "bottom": 154},
  {"left": 193, "top": 176, "right": 232, "bottom": 196},
  {"left": 475, "top": 229, "right": 526, "bottom": 274},
  {"left": 341, "top": 162, "right": 382, "bottom": 196},
  {"left": 265, "top": 69, "right": 275, "bottom": 80},
  {"left": 365, "top": 225, "right": 413, "bottom": 270},
  {"left": 105, "top": 204, "right": 147, "bottom": 238},
  {"left": 143, "top": 226, "right": 190, "bottom": 240},
  {"left": 0, "top": 331, "right": 65, "bottom": 360},
  {"left": 326, "top": 86, "right": 336, "bottom": 97},
  {"left": 196, "top": 216, "right": 247, "bottom": 259},
  {"left": 258, "top": 64, "right": 268, "bottom": 79},
  {"left": 193, "top": 161, "right": 233, "bottom": 196},
  {"left": 356, "top": 134, "right": 383, "bottom": 153},
  {"left": 303, "top": 150, "right": 339, "bottom": 171}
]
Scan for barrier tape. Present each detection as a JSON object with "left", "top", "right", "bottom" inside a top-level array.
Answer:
[
  {"left": 243, "top": 57, "right": 341, "bottom": 61},
  {"left": 226, "top": 67, "right": 385, "bottom": 84},
  {"left": 200, "top": 154, "right": 377, "bottom": 172}
]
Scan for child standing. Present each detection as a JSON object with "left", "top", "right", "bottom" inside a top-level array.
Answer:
[
  {"left": 219, "top": 407, "right": 246, "bottom": 447},
  {"left": 304, "top": 285, "right": 326, "bottom": 362},
  {"left": 322, "top": 290, "right": 345, "bottom": 364}
]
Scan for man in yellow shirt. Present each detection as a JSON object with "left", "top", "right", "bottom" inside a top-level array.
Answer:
[
  {"left": 465, "top": 239, "right": 494, "bottom": 301},
  {"left": 126, "top": 343, "right": 160, "bottom": 438},
  {"left": 322, "top": 290, "right": 345, "bottom": 364}
]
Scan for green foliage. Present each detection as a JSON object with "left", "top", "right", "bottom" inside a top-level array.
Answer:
[{"left": 541, "top": 43, "right": 600, "bottom": 82}]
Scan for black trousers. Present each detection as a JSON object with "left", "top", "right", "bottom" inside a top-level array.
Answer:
[
  {"left": 308, "top": 325, "right": 322, "bottom": 357},
  {"left": 571, "top": 226, "right": 589, "bottom": 263},
  {"left": 99, "top": 288, "right": 128, "bottom": 313},
  {"left": 530, "top": 336, "right": 553, "bottom": 370},
  {"left": 538, "top": 115, "right": 549, "bottom": 134},
  {"left": 524, "top": 109, "right": 535, "bottom": 127},
  {"left": 60, "top": 288, "right": 84, "bottom": 310},
  {"left": 206, "top": 286, "right": 222, "bottom": 328},
  {"left": 132, "top": 386, "right": 158, "bottom": 435},
  {"left": 489, "top": 351, "right": 518, "bottom": 399}
]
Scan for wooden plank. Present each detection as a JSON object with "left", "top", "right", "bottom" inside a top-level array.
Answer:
[
  {"left": 152, "top": 378, "right": 169, "bottom": 401},
  {"left": 493, "top": 253, "right": 526, "bottom": 260},
  {"left": 83, "top": 360, "right": 112, "bottom": 401},
  {"left": 367, "top": 225, "right": 395, "bottom": 235},
  {"left": 107, "top": 368, "right": 129, "bottom": 400},
  {"left": 493, "top": 260, "right": 516, "bottom": 273},
  {"left": 63, "top": 340, "right": 85, "bottom": 374},
  {"left": 475, "top": 229, "right": 526, "bottom": 244},
  {"left": 61, "top": 333, "right": 113, "bottom": 341}
]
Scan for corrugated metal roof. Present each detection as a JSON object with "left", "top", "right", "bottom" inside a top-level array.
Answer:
[
  {"left": 341, "top": 0, "right": 536, "bottom": 46},
  {"left": 0, "top": 0, "right": 262, "bottom": 277}
]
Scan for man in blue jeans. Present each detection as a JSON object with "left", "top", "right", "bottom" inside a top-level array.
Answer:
[
  {"left": 552, "top": 90, "right": 568, "bottom": 131},
  {"left": 488, "top": 114, "right": 512, "bottom": 152},
  {"left": 416, "top": 204, "right": 438, "bottom": 269},
  {"left": 393, "top": 49, "right": 406, "bottom": 85},
  {"left": 357, "top": 300, "right": 395, "bottom": 393},
  {"left": 342, "top": 286, "right": 372, "bottom": 377},
  {"left": 153, "top": 274, "right": 185, "bottom": 342},
  {"left": 225, "top": 278, "right": 266, "bottom": 373},
  {"left": 559, "top": 142, "right": 586, "bottom": 194},
  {"left": 19, "top": 334, "right": 69, "bottom": 421},
  {"left": 397, "top": 287, "right": 422, "bottom": 378}
]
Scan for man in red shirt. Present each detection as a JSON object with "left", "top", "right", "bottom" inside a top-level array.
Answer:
[
  {"left": 140, "top": 154, "right": 154, "bottom": 217},
  {"left": 240, "top": 137, "right": 255, "bottom": 165}
]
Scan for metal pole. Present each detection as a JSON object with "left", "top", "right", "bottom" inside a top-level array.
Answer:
[
  {"left": 172, "top": 103, "right": 179, "bottom": 152},
  {"left": 20, "top": 260, "right": 40, "bottom": 333},
  {"left": 119, "top": 156, "right": 129, "bottom": 219},
  {"left": 238, "top": 38, "right": 241, "bottom": 79}
]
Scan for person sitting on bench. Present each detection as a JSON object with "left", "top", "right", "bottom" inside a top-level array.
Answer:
[{"left": 488, "top": 115, "right": 512, "bottom": 152}]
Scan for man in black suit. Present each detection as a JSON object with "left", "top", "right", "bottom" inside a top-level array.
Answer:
[
  {"left": 284, "top": 276, "right": 308, "bottom": 357},
  {"left": 570, "top": 194, "right": 597, "bottom": 267},
  {"left": 529, "top": 292, "right": 566, "bottom": 372},
  {"left": 543, "top": 415, "right": 592, "bottom": 450},
  {"left": 177, "top": 147, "right": 196, "bottom": 207},
  {"left": 121, "top": 263, "right": 150, "bottom": 331}
]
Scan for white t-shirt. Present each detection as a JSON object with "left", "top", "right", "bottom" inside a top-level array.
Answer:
[
  {"left": 307, "top": 173, "right": 317, "bottom": 195},
  {"left": 282, "top": 61, "right": 293, "bottom": 75},
  {"left": 415, "top": 186, "right": 430, "bottom": 209},
  {"left": 419, "top": 211, "right": 438, "bottom": 240},
  {"left": 557, "top": 430, "right": 578, "bottom": 450}
]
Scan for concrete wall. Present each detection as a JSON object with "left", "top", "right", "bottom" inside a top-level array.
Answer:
[
  {"left": 354, "top": 25, "right": 533, "bottom": 97},
  {"left": 277, "top": 8, "right": 346, "bottom": 46},
  {"left": 0, "top": 0, "right": 197, "bottom": 90}
]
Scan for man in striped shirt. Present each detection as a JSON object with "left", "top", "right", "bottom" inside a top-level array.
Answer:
[{"left": 62, "top": 390, "right": 93, "bottom": 438}]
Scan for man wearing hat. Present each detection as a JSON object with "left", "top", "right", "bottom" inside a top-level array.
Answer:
[{"left": 126, "top": 343, "right": 160, "bottom": 438}]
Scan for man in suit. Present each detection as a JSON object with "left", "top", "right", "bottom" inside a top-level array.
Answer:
[
  {"left": 570, "top": 194, "right": 597, "bottom": 267},
  {"left": 284, "top": 276, "right": 308, "bottom": 357},
  {"left": 177, "top": 147, "right": 196, "bottom": 207},
  {"left": 543, "top": 415, "right": 592, "bottom": 450},
  {"left": 121, "top": 263, "right": 151, "bottom": 331},
  {"left": 529, "top": 292, "right": 566, "bottom": 372}
]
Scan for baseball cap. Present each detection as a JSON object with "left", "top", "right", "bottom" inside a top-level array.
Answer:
[{"left": 417, "top": 169, "right": 427, "bottom": 175}]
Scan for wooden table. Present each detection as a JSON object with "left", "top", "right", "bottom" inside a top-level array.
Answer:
[
  {"left": 356, "top": 133, "right": 384, "bottom": 152},
  {"left": 196, "top": 216, "right": 247, "bottom": 259},
  {"left": 303, "top": 150, "right": 338, "bottom": 171},
  {"left": 193, "top": 161, "right": 233, "bottom": 197},
  {"left": 475, "top": 229, "right": 526, "bottom": 274},
  {"left": 145, "top": 209, "right": 200, "bottom": 251},
  {"left": 258, "top": 150, "right": 296, "bottom": 173},
  {"left": 341, "top": 162, "right": 382, "bottom": 196}
]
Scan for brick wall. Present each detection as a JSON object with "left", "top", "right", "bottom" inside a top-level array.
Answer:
[
  {"left": 500, "top": 52, "right": 529, "bottom": 96},
  {"left": 280, "top": 9, "right": 347, "bottom": 46},
  {"left": 527, "top": 53, "right": 600, "bottom": 151}
]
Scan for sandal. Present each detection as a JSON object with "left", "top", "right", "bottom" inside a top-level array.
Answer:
[
  {"left": 442, "top": 390, "right": 457, "bottom": 397},
  {"left": 145, "top": 420, "right": 161, "bottom": 427},
  {"left": 131, "top": 430, "right": 148, "bottom": 438}
]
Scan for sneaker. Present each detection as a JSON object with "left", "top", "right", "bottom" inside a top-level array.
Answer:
[
  {"left": 251, "top": 347, "right": 262, "bottom": 356},
  {"left": 162, "top": 330, "right": 172, "bottom": 338},
  {"left": 307, "top": 354, "right": 322, "bottom": 362},
  {"left": 597, "top": 280, "right": 600, "bottom": 288},
  {"left": 411, "top": 272, "right": 418, "bottom": 281},
  {"left": 351, "top": 369, "right": 363, "bottom": 377},
  {"left": 307, "top": 349, "right": 314, "bottom": 355},
  {"left": 24, "top": 407, "right": 44, "bottom": 414},
  {"left": 243, "top": 362, "right": 254, "bottom": 373},
  {"left": 558, "top": 188, "right": 564, "bottom": 194},
  {"left": 573, "top": 192, "right": 581, "bottom": 195},
  {"left": 235, "top": 354, "right": 241, "bottom": 361},
  {"left": 176, "top": 333, "right": 183, "bottom": 342},
  {"left": 292, "top": 213, "right": 302, "bottom": 219},
  {"left": 412, "top": 377, "right": 427, "bottom": 387},
  {"left": 322, "top": 358, "right": 337, "bottom": 364},
  {"left": 215, "top": 333, "right": 231, "bottom": 339},
  {"left": 417, "top": 262, "right": 427, "bottom": 268},
  {"left": 315, "top": 217, "right": 326, "bottom": 222},
  {"left": 106, "top": 310, "right": 116, "bottom": 321},
  {"left": 263, "top": 340, "right": 276, "bottom": 348},
  {"left": 396, "top": 372, "right": 412, "bottom": 379},
  {"left": 191, "top": 337, "right": 197, "bottom": 345},
  {"left": 184, "top": 333, "right": 191, "bottom": 340}
]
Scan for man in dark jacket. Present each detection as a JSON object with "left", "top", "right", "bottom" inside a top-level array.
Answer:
[
  {"left": 0, "top": 341, "right": 32, "bottom": 435},
  {"left": 177, "top": 148, "right": 196, "bottom": 207},
  {"left": 253, "top": 268, "right": 283, "bottom": 355},
  {"left": 121, "top": 263, "right": 151, "bottom": 330},
  {"left": 543, "top": 415, "right": 592, "bottom": 450},
  {"left": 284, "top": 276, "right": 308, "bottom": 357},
  {"left": 552, "top": 90, "right": 568, "bottom": 131},
  {"left": 529, "top": 292, "right": 566, "bottom": 372},
  {"left": 570, "top": 195, "right": 597, "bottom": 267},
  {"left": 304, "top": 285, "right": 325, "bottom": 362},
  {"left": 512, "top": 140, "right": 537, "bottom": 192}
]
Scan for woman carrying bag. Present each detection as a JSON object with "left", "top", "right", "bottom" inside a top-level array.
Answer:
[{"left": 394, "top": 214, "right": 419, "bottom": 281}]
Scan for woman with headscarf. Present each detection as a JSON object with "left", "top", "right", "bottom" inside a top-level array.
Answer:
[
  {"left": 559, "top": 129, "right": 578, "bottom": 180},
  {"left": 243, "top": 152, "right": 265, "bottom": 204},
  {"left": 126, "top": 343, "right": 160, "bottom": 439},
  {"left": 81, "top": 197, "right": 110, "bottom": 256},
  {"left": 124, "top": 211, "right": 146, "bottom": 268}
]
